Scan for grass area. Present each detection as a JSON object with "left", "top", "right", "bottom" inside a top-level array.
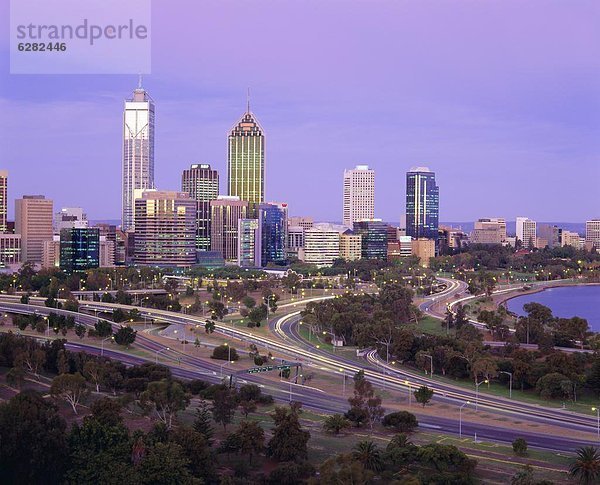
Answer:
[{"left": 408, "top": 316, "right": 455, "bottom": 337}]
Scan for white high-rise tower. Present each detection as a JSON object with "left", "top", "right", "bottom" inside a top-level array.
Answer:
[
  {"left": 343, "top": 165, "right": 375, "bottom": 227},
  {"left": 122, "top": 77, "right": 155, "bottom": 231}
]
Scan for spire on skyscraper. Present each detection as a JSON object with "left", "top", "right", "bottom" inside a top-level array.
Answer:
[
  {"left": 138, "top": 73, "right": 143, "bottom": 89},
  {"left": 246, "top": 87, "right": 250, "bottom": 113}
]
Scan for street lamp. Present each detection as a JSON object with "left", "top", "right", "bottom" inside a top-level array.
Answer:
[
  {"left": 339, "top": 368, "right": 346, "bottom": 395},
  {"left": 459, "top": 401, "right": 470, "bottom": 437},
  {"left": 155, "top": 347, "right": 170, "bottom": 363},
  {"left": 101, "top": 336, "right": 114, "bottom": 356},
  {"left": 499, "top": 371, "right": 513, "bottom": 399},
  {"left": 593, "top": 407, "right": 600, "bottom": 440},
  {"left": 475, "top": 379, "right": 489, "bottom": 411},
  {"left": 423, "top": 353, "right": 434, "bottom": 377}
]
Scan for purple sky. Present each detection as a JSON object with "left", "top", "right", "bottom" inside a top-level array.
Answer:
[{"left": 1, "top": 0, "right": 599, "bottom": 223}]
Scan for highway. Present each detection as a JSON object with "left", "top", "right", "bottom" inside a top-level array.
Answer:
[{"left": 0, "top": 289, "right": 597, "bottom": 452}]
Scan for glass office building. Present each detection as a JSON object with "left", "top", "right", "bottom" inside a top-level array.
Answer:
[
  {"left": 259, "top": 202, "right": 288, "bottom": 266},
  {"left": 227, "top": 106, "right": 265, "bottom": 218},
  {"left": 59, "top": 228, "right": 100, "bottom": 272},
  {"left": 406, "top": 167, "right": 439, "bottom": 241},
  {"left": 353, "top": 219, "right": 388, "bottom": 260},
  {"left": 181, "top": 163, "right": 219, "bottom": 251},
  {"left": 238, "top": 219, "right": 261, "bottom": 268}
]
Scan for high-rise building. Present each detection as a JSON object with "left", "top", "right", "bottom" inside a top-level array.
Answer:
[
  {"left": 227, "top": 101, "right": 265, "bottom": 217},
  {"left": 134, "top": 191, "right": 196, "bottom": 267},
  {"left": 96, "top": 223, "right": 122, "bottom": 265},
  {"left": 412, "top": 238, "right": 436, "bottom": 267},
  {"left": 0, "top": 171, "right": 7, "bottom": 233},
  {"left": 237, "top": 219, "right": 261, "bottom": 268},
  {"left": 181, "top": 164, "right": 219, "bottom": 251},
  {"left": 406, "top": 167, "right": 439, "bottom": 242},
  {"left": 339, "top": 230, "right": 362, "bottom": 261},
  {"left": 586, "top": 220, "right": 600, "bottom": 249},
  {"left": 343, "top": 165, "right": 375, "bottom": 228},
  {"left": 288, "top": 216, "right": 313, "bottom": 231},
  {"left": 302, "top": 223, "right": 344, "bottom": 267},
  {"left": 353, "top": 219, "right": 388, "bottom": 260},
  {"left": 210, "top": 196, "right": 248, "bottom": 261},
  {"left": 516, "top": 217, "right": 537, "bottom": 248},
  {"left": 15, "top": 195, "right": 53, "bottom": 265},
  {"left": 99, "top": 236, "right": 116, "bottom": 267},
  {"left": 42, "top": 238, "right": 60, "bottom": 269},
  {"left": 471, "top": 218, "right": 507, "bottom": 245},
  {"left": 59, "top": 228, "right": 100, "bottom": 273},
  {"left": 0, "top": 234, "right": 21, "bottom": 267},
  {"left": 287, "top": 226, "right": 305, "bottom": 260},
  {"left": 122, "top": 80, "right": 155, "bottom": 231},
  {"left": 537, "top": 224, "right": 561, "bottom": 249},
  {"left": 259, "top": 202, "right": 288, "bottom": 266},
  {"left": 55, "top": 207, "right": 88, "bottom": 233},
  {"left": 561, "top": 230, "right": 581, "bottom": 249}
]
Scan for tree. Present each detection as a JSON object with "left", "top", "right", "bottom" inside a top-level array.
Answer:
[
  {"left": 323, "top": 414, "right": 351, "bottom": 434},
  {"left": 247, "top": 304, "right": 268, "bottom": 327},
  {"left": 208, "top": 300, "right": 228, "bottom": 320},
  {"left": 114, "top": 325, "right": 137, "bottom": 347},
  {"left": 136, "top": 442, "right": 195, "bottom": 484},
  {"left": 169, "top": 426, "right": 216, "bottom": 483},
  {"left": 140, "top": 379, "right": 190, "bottom": 429},
  {"left": 267, "top": 403, "right": 310, "bottom": 462},
  {"left": 74, "top": 323, "right": 86, "bottom": 339},
  {"left": 242, "top": 295, "right": 256, "bottom": 309},
  {"left": 50, "top": 372, "right": 89, "bottom": 415},
  {"left": 83, "top": 359, "right": 104, "bottom": 392},
  {"left": 318, "top": 453, "right": 374, "bottom": 484},
  {"left": 211, "top": 344, "right": 239, "bottom": 361},
  {"left": 382, "top": 411, "right": 418, "bottom": 433},
  {"left": 352, "top": 440, "right": 384, "bottom": 472},
  {"left": 347, "top": 370, "right": 384, "bottom": 432},
  {"left": 512, "top": 437, "right": 528, "bottom": 456},
  {"left": 63, "top": 298, "right": 79, "bottom": 312},
  {"left": 6, "top": 366, "right": 25, "bottom": 389},
  {"left": 94, "top": 319, "right": 113, "bottom": 337},
  {"left": 234, "top": 420, "right": 265, "bottom": 461},
  {"left": 414, "top": 386, "right": 434, "bottom": 408},
  {"left": 511, "top": 465, "right": 536, "bottom": 485},
  {"left": 536, "top": 372, "right": 572, "bottom": 400},
  {"left": 193, "top": 400, "right": 214, "bottom": 443},
  {"left": 204, "top": 319, "right": 215, "bottom": 334},
  {"left": 239, "top": 399, "right": 257, "bottom": 418},
  {"left": 212, "top": 386, "right": 238, "bottom": 431},
  {"left": 0, "top": 390, "right": 68, "bottom": 484},
  {"left": 570, "top": 446, "right": 600, "bottom": 485}
]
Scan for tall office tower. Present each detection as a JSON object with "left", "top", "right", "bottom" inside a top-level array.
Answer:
[
  {"left": 259, "top": 202, "right": 288, "bottom": 266},
  {"left": 181, "top": 163, "right": 219, "bottom": 251},
  {"left": 237, "top": 219, "right": 261, "bottom": 267},
  {"left": 96, "top": 223, "right": 121, "bottom": 265},
  {"left": 15, "top": 195, "right": 53, "bottom": 265},
  {"left": 122, "top": 79, "right": 155, "bottom": 232},
  {"left": 406, "top": 167, "right": 439, "bottom": 242},
  {"left": 54, "top": 207, "right": 88, "bottom": 233},
  {"left": 134, "top": 191, "right": 196, "bottom": 267},
  {"left": 339, "top": 230, "right": 362, "bottom": 261},
  {"left": 99, "top": 237, "right": 116, "bottom": 267},
  {"left": 227, "top": 101, "right": 265, "bottom": 218},
  {"left": 471, "top": 218, "right": 507, "bottom": 245},
  {"left": 0, "top": 171, "right": 7, "bottom": 233},
  {"left": 353, "top": 219, "right": 388, "bottom": 260},
  {"left": 288, "top": 216, "right": 313, "bottom": 231},
  {"left": 516, "top": 217, "right": 537, "bottom": 248},
  {"left": 210, "top": 196, "right": 248, "bottom": 261},
  {"left": 59, "top": 228, "right": 100, "bottom": 273},
  {"left": 562, "top": 230, "right": 582, "bottom": 249},
  {"left": 343, "top": 165, "right": 375, "bottom": 227},
  {"left": 412, "top": 238, "right": 436, "bottom": 268},
  {"left": 303, "top": 223, "right": 345, "bottom": 267},
  {"left": 42, "top": 238, "right": 60, "bottom": 268},
  {"left": 537, "top": 224, "right": 561, "bottom": 249},
  {"left": 586, "top": 219, "right": 600, "bottom": 248}
]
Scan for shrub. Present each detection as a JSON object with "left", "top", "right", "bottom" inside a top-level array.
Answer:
[
  {"left": 382, "top": 411, "right": 418, "bottom": 433},
  {"left": 211, "top": 344, "right": 239, "bottom": 361}
]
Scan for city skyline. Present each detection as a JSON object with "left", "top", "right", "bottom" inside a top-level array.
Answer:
[{"left": 0, "top": 1, "right": 598, "bottom": 223}]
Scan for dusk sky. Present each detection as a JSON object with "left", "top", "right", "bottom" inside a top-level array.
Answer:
[{"left": 0, "top": 0, "right": 598, "bottom": 223}]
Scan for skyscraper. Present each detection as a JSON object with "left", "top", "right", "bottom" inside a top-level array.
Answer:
[
  {"left": 353, "top": 219, "right": 388, "bottom": 260},
  {"left": 15, "top": 195, "right": 53, "bottom": 265},
  {"left": 406, "top": 167, "right": 439, "bottom": 242},
  {"left": 134, "top": 191, "right": 196, "bottom": 267},
  {"left": 181, "top": 164, "right": 219, "bottom": 251},
  {"left": 122, "top": 79, "right": 155, "bottom": 232},
  {"left": 210, "top": 196, "right": 248, "bottom": 261},
  {"left": 586, "top": 219, "right": 600, "bottom": 249},
  {"left": 516, "top": 217, "right": 537, "bottom": 248},
  {"left": 227, "top": 100, "right": 265, "bottom": 217},
  {"left": 59, "top": 228, "right": 100, "bottom": 273},
  {"left": 259, "top": 202, "right": 288, "bottom": 266},
  {"left": 343, "top": 165, "right": 375, "bottom": 227},
  {"left": 0, "top": 171, "right": 7, "bottom": 233},
  {"left": 237, "top": 219, "right": 261, "bottom": 268},
  {"left": 55, "top": 207, "right": 88, "bottom": 233}
]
